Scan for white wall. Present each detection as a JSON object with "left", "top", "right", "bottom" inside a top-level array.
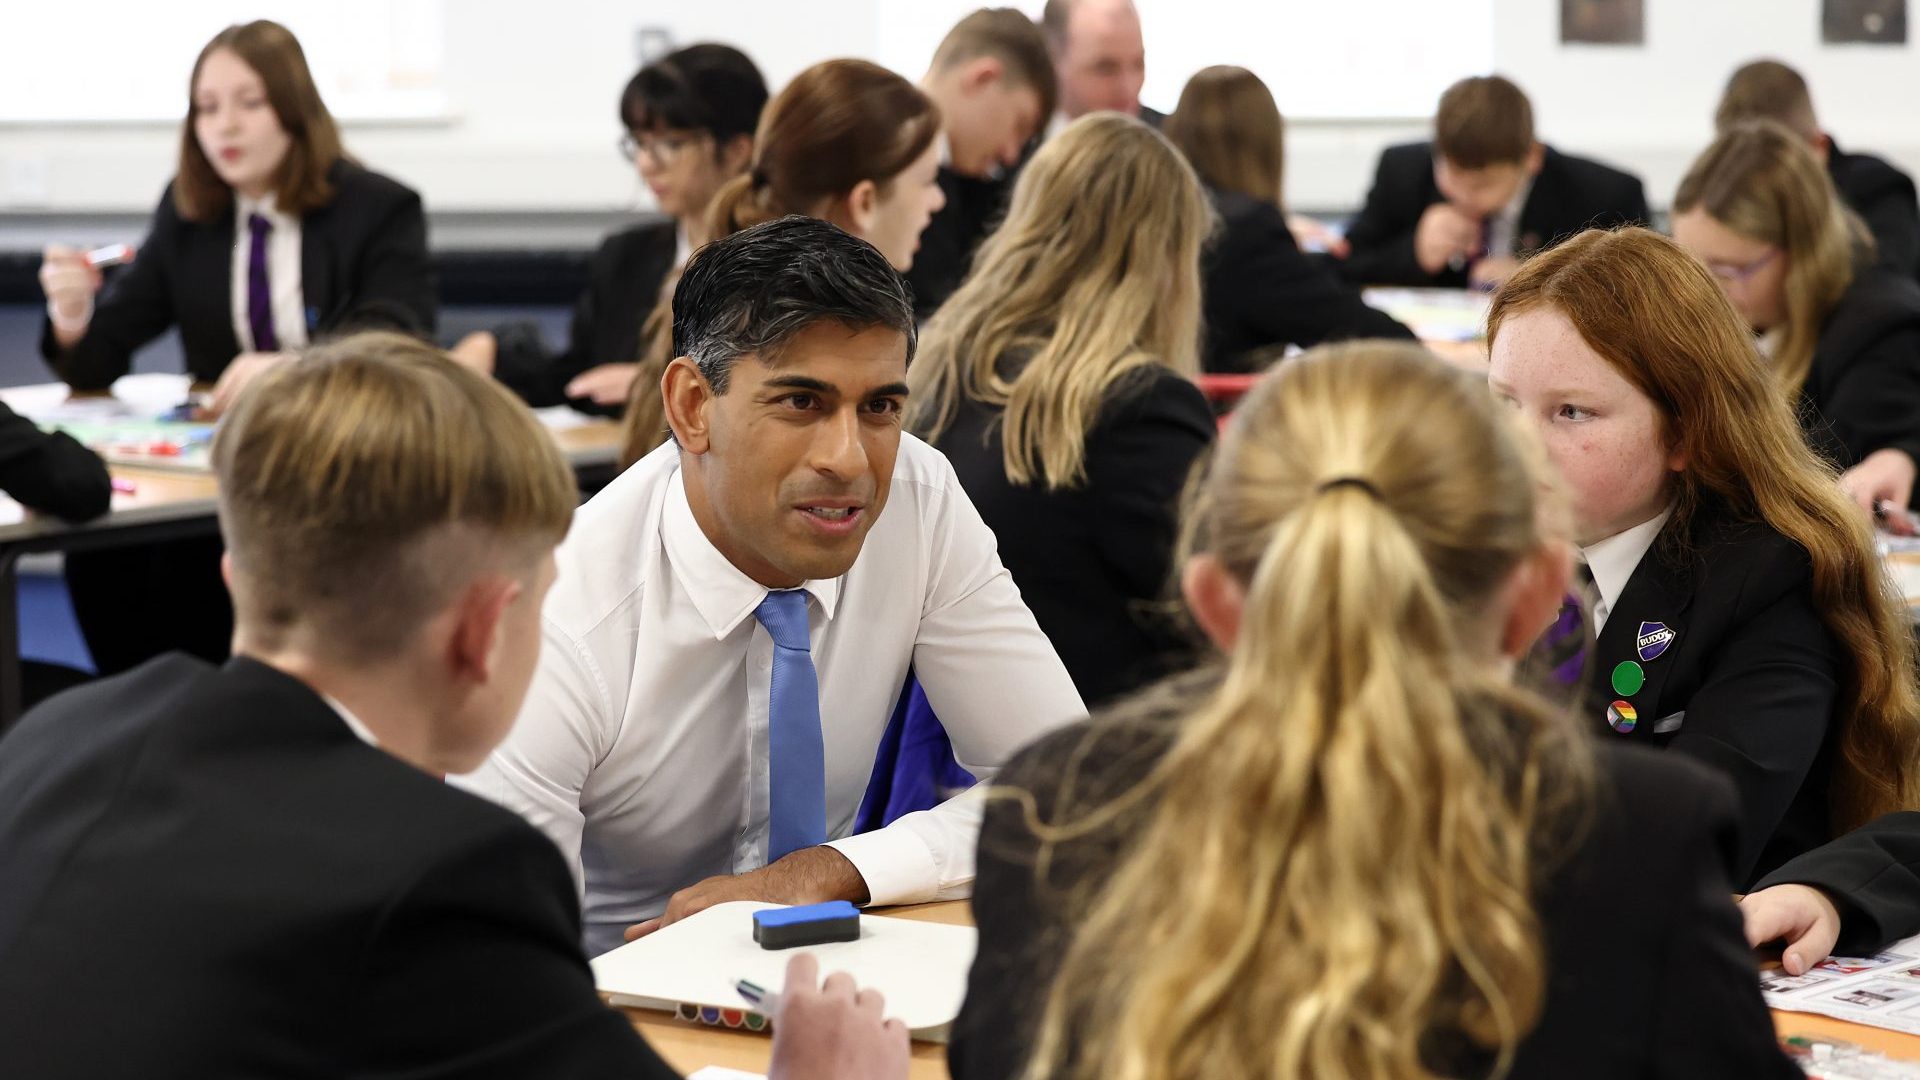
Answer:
[{"left": 1, "top": 0, "right": 1917, "bottom": 219}]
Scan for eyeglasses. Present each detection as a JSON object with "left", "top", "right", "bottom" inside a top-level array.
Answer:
[
  {"left": 617, "top": 131, "right": 707, "bottom": 166},
  {"left": 1704, "top": 249, "right": 1780, "bottom": 285}
]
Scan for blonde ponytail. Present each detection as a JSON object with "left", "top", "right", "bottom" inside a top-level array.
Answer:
[{"left": 1019, "top": 342, "right": 1591, "bottom": 1080}]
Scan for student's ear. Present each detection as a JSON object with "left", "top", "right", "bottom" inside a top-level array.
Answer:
[
  {"left": 843, "top": 179, "right": 881, "bottom": 237},
  {"left": 719, "top": 134, "right": 753, "bottom": 177},
  {"left": 219, "top": 552, "right": 233, "bottom": 590},
  {"left": 448, "top": 574, "right": 523, "bottom": 685},
  {"left": 961, "top": 55, "right": 1005, "bottom": 95},
  {"left": 1501, "top": 540, "right": 1573, "bottom": 659},
  {"left": 661, "top": 356, "right": 717, "bottom": 453},
  {"left": 1811, "top": 132, "right": 1833, "bottom": 167},
  {"left": 1525, "top": 141, "right": 1546, "bottom": 176},
  {"left": 1182, "top": 554, "right": 1245, "bottom": 651}
]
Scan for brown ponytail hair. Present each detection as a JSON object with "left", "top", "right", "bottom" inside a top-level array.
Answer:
[
  {"left": 1490, "top": 226, "right": 1920, "bottom": 832},
  {"left": 619, "top": 59, "right": 938, "bottom": 463},
  {"left": 1021, "top": 341, "right": 1591, "bottom": 1079}
]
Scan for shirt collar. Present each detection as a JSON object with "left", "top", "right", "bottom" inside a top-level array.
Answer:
[
  {"left": 1579, "top": 505, "right": 1674, "bottom": 618},
  {"left": 236, "top": 191, "right": 294, "bottom": 227},
  {"left": 660, "top": 467, "right": 842, "bottom": 639},
  {"left": 1498, "top": 173, "right": 1533, "bottom": 229},
  {"left": 673, "top": 224, "right": 692, "bottom": 268},
  {"left": 321, "top": 692, "right": 380, "bottom": 748}
]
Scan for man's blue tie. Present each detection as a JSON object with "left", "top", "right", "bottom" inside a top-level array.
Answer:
[{"left": 754, "top": 589, "right": 826, "bottom": 861}]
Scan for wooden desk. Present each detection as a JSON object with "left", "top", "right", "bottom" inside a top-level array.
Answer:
[
  {"left": 0, "top": 397, "right": 624, "bottom": 727},
  {"left": 624, "top": 898, "right": 1920, "bottom": 1075},
  {"left": 624, "top": 901, "right": 969, "bottom": 1080}
]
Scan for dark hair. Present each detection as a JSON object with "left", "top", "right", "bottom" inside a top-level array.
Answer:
[
  {"left": 674, "top": 215, "right": 917, "bottom": 394},
  {"left": 1434, "top": 74, "right": 1534, "bottom": 170},
  {"left": 176, "top": 20, "right": 345, "bottom": 223},
  {"left": 708, "top": 59, "right": 940, "bottom": 238},
  {"left": 932, "top": 8, "right": 1059, "bottom": 122},
  {"left": 620, "top": 43, "right": 769, "bottom": 144}
]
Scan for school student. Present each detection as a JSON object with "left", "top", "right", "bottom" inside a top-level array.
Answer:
[
  {"left": 1717, "top": 59, "right": 1920, "bottom": 278},
  {"left": 1, "top": 406, "right": 113, "bottom": 707},
  {"left": 1742, "top": 812, "right": 1920, "bottom": 974},
  {"left": 949, "top": 341, "right": 1798, "bottom": 1080},
  {"left": 1342, "top": 75, "right": 1648, "bottom": 290},
  {"left": 1037, "top": 0, "right": 1158, "bottom": 133},
  {"left": 910, "top": 114, "right": 1212, "bottom": 707},
  {"left": 906, "top": 9, "right": 1057, "bottom": 320},
  {"left": 1672, "top": 120, "right": 1920, "bottom": 514},
  {"left": 39, "top": 20, "right": 433, "bottom": 679},
  {"left": 1162, "top": 66, "right": 1414, "bottom": 373},
  {"left": 38, "top": 20, "right": 433, "bottom": 406},
  {"left": 0, "top": 333, "right": 905, "bottom": 1080},
  {"left": 451, "top": 45, "right": 768, "bottom": 414},
  {"left": 454, "top": 217, "right": 1084, "bottom": 957},
  {"left": 1487, "top": 226, "right": 1920, "bottom": 888},
  {"left": 616, "top": 58, "right": 945, "bottom": 463}
]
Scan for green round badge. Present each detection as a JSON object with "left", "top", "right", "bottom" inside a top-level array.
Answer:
[{"left": 1611, "top": 660, "right": 1646, "bottom": 697}]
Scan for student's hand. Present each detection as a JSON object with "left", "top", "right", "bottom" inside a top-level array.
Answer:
[
  {"left": 1414, "top": 204, "right": 1480, "bottom": 275},
  {"left": 766, "top": 954, "right": 909, "bottom": 1080},
  {"left": 448, "top": 330, "right": 499, "bottom": 376},
  {"left": 1740, "top": 883, "right": 1842, "bottom": 976},
  {"left": 1287, "top": 213, "right": 1350, "bottom": 258},
  {"left": 564, "top": 362, "right": 641, "bottom": 407},
  {"left": 1469, "top": 254, "right": 1521, "bottom": 291},
  {"left": 203, "top": 351, "right": 291, "bottom": 419},
  {"left": 1840, "top": 448, "right": 1918, "bottom": 530},
  {"left": 622, "top": 846, "right": 870, "bottom": 941},
  {"left": 40, "top": 244, "right": 104, "bottom": 345}
]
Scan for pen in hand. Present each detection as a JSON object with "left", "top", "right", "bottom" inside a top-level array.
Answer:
[{"left": 735, "top": 977, "right": 782, "bottom": 1020}]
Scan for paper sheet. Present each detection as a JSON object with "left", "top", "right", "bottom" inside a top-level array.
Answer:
[{"left": 1763, "top": 941, "right": 1920, "bottom": 1037}]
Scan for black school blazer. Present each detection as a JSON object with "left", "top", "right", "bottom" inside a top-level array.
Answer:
[
  {"left": 904, "top": 165, "right": 1011, "bottom": 321},
  {"left": 1582, "top": 499, "right": 1839, "bottom": 889},
  {"left": 0, "top": 401, "right": 110, "bottom": 522},
  {"left": 40, "top": 160, "right": 435, "bottom": 391},
  {"left": 1757, "top": 811, "right": 1920, "bottom": 957},
  {"left": 950, "top": 683, "right": 1800, "bottom": 1080},
  {"left": 1202, "top": 187, "right": 1415, "bottom": 373},
  {"left": 1341, "top": 141, "right": 1650, "bottom": 288},
  {"left": 1829, "top": 139, "right": 1920, "bottom": 278},
  {"left": 1801, "top": 264, "right": 1920, "bottom": 470},
  {"left": 0, "top": 655, "right": 674, "bottom": 1079},
  {"left": 491, "top": 220, "right": 677, "bottom": 412}
]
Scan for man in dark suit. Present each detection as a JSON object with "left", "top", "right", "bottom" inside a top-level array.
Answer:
[
  {"left": 909, "top": 9, "right": 1057, "bottom": 320},
  {"left": 1342, "top": 75, "right": 1649, "bottom": 290},
  {"left": 1715, "top": 59, "right": 1920, "bottom": 278},
  {"left": 0, "top": 333, "right": 906, "bottom": 1080}
]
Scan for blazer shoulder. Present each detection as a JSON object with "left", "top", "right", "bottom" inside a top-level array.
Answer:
[
  {"left": 1832, "top": 149, "right": 1919, "bottom": 201},
  {"left": 1541, "top": 145, "right": 1644, "bottom": 194},
  {"left": 326, "top": 160, "right": 423, "bottom": 212},
  {"left": 1822, "top": 267, "right": 1920, "bottom": 348},
  {"left": 1584, "top": 742, "right": 1742, "bottom": 872}
]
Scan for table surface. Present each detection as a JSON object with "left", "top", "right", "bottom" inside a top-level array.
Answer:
[{"left": 624, "top": 900, "right": 1920, "bottom": 1078}]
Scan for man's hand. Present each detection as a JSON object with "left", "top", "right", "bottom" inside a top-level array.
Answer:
[
  {"left": 1740, "top": 883, "right": 1843, "bottom": 976},
  {"left": 1469, "top": 253, "right": 1521, "bottom": 291},
  {"left": 564, "top": 362, "right": 641, "bottom": 406},
  {"left": 623, "top": 845, "right": 869, "bottom": 941},
  {"left": 767, "top": 953, "right": 909, "bottom": 1080},
  {"left": 205, "top": 351, "right": 291, "bottom": 418},
  {"left": 1414, "top": 203, "right": 1480, "bottom": 275}
]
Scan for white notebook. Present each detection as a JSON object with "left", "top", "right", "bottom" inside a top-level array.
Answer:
[{"left": 591, "top": 901, "right": 978, "bottom": 1042}]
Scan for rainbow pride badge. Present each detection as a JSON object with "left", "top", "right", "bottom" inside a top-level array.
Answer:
[{"left": 1607, "top": 700, "right": 1638, "bottom": 734}]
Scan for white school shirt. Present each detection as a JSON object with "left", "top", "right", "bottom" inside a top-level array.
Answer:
[
  {"left": 451, "top": 435, "right": 1086, "bottom": 955},
  {"left": 1579, "top": 506, "right": 1673, "bottom": 633},
  {"left": 228, "top": 193, "right": 309, "bottom": 353},
  {"left": 1487, "top": 173, "right": 1534, "bottom": 258}
]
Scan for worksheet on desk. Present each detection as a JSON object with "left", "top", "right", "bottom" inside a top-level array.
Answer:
[{"left": 1763, "top": 939, "right": 1920, "bottom": 1034}]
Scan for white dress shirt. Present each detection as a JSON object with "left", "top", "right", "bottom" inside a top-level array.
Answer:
[
  {"left": 1580, "top": 505, "right": 1673, "bottom": 633},
  {"left": 1487, "top": 173, "right": 1534, "bottom": 258},
  {"left": 322, "top": 693, "right": 379, "bottom": 747},
  {"left": 452, "top": 435, "right": 1086, "bottom": 955},
  {"left": 229, "top": 193, "right": 309, "bottom": 353}
]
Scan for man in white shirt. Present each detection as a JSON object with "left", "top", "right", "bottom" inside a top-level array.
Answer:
[{"left": 455, "top": 216, "right": 1086, "bottom": 955}]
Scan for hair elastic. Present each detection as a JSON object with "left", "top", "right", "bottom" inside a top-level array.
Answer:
[{"left": 1316, "top": 476, "right": 1383, "bottom": 500}]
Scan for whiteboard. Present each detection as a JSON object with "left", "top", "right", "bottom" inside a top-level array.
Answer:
[{"left": 0, "top": 0, "right": 448, "bottom": 123}]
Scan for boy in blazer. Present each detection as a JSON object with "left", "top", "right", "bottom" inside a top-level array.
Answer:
[
  {"left": 1342, "top": 75, "right": 1648, "bottom": 290},
  {"left": 0, "top": 333, "right": 905, "bottom": 1080}
]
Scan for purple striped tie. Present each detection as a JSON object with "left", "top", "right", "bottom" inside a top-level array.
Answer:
[{"left": 246, "top": 213, "right": 278, "bottom": 352}]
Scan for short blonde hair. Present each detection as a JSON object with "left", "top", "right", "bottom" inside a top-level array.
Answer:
[{"left": 213, "top": 331, "right": 576, "bottom": 660}]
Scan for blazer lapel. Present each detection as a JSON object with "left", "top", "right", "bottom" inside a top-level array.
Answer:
[
  {"left": 299, "top": 205, "right": 336, "bottom": 336},
  {"left": 1516, "top": 150, "right": 1564, "bottom": 258},
  {"left": 1588, "top": 527, "right": 1694, "bottom": 741},
  {"left": 182, "top": 213, "right": 241, "bottom": 368}
]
